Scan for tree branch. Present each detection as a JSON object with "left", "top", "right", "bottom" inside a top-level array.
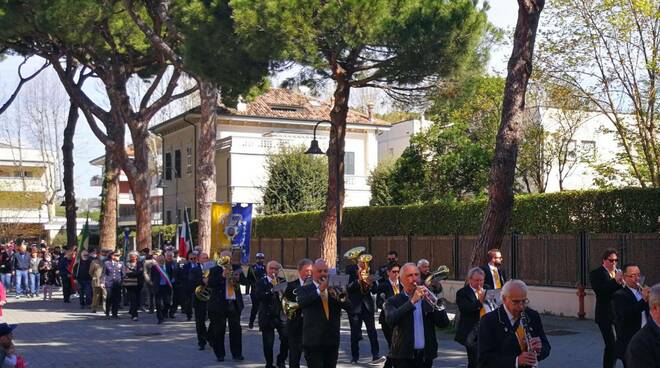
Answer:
[{"left": 0, "top": 58, "right": 50, "bottom": 116}]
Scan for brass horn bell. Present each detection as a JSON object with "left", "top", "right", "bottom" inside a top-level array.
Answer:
[{"left": 343, "top": 246, "right": 366, "bottom": 260}]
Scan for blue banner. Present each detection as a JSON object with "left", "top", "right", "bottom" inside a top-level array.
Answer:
[{"left": 224, "top": 203, "right": 253, "bottom": 264}]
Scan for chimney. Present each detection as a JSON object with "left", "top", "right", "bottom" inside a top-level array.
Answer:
[
  {"left": 236, "top": 95, "right": 247, "bottom": 112},
  {"left": 367, "top": 103, "right": 374, "bottom": 122}
]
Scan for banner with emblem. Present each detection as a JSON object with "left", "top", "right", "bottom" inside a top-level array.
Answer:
[{"left": 210, "top": 202, "right": 253, "bottom": 263}]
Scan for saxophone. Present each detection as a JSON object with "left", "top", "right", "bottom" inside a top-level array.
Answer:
[{"left": 520, "top": 310, "right": 539, "bottom": 368}]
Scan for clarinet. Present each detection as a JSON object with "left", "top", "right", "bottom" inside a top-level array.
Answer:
[{"left": 520, "top": 310, "right": 539, "bottom": 368}]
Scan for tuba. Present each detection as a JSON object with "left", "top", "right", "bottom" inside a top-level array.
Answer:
[
  {"left": 344, "top": 246, "right": 366, "bottom": 262},
  {"left": 194, "top": 256, "right": 232, "bottom": 302}
]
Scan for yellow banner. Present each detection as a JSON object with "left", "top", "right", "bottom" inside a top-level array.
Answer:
[{"left": 210, "top": 202, "right": 232, "bottom": 259}]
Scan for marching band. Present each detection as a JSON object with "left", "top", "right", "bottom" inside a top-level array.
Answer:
[{"left": 172, "top": 245, "right": 659, "bottom": 368}]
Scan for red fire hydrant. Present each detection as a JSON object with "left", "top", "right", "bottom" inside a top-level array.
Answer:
[{"left": 576, "top": 283, "right": 586, "bottom": 320}]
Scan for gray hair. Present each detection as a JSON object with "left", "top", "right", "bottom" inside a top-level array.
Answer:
[
  {"left": 466, "top": 267, "right": 485, "bottom": 280},
  {"left": 128, "top": 251, "right": 139, "bottom": 258},
  {"left": 501, "top": 279, "right": 528, "bottom": 298},
  {"left": 297, "top": 258, "right": 313, "bottom": 271},
  {"left": 417, "top": 259, "right": 430, "bottom": 267},
  {"left": 267, "top": 260, "right": 282, "bottom": 269},
  {"left": 400, "top": 262, "right": 418, "bottom": 275},
  {"left": 650, "top": 283, "right": 660, "bottom": 306}
]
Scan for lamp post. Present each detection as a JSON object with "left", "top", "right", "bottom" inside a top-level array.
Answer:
[{"left": 305, "top": 119, "right": 341, "bottom": 272}]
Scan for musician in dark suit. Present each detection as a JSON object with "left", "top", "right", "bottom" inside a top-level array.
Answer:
[
  {"left": 190, "top": 253, "right": 210, "bottom": 350},
  {"left": 284, "top": 258, "right": 313, "bottom": 368},
  {"left": 455, "top": 267, "right": 488, "bottom": 368},
  {"left": 346, "top": 256, "right": 382, "bottom": 364},
  {"left": 385, "top": 262, "right": 450, "bottom": 368},
  {"left": 298, "top": 258, "right": 351, "bottom": 368},
  {"left": 373, "top": 262, "right": 401, "bottom": 368},
  {"left": 247, "top": 252, "right": 266, "bottom": 329},
  {"left": 480, "top": 248, "right": 506, "bottom": 290},
  {"left": 378, "top": 250, "right": 399, "bottom": 281},
  {"left": 625, "top": 283, "right": 660, "bottom": 368},
  {"left": 612, "top": 263, "right": 650, "bottom": 367},
  {"left": 206, "top": 250, "right": 247, "bottom": 362},
  {"left": 478, "top": 280, "right": 550, "bottom": 368},
  {"left": 589, "top": 248, "right": 623, "bottom": 368},
  {"left": 254, "top": 261, "right": 288, "bottom": 368}
]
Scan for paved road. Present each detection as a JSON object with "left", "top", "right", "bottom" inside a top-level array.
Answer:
[{"left": 2, "top": 290, "right": 622, "bottom": 367}]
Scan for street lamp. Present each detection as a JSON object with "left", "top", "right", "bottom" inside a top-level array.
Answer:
[{"left": 306, "top": 119, "right": 341, "bottom": 272}]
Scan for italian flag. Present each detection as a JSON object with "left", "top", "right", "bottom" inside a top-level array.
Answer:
[{"left": 178, "top": 207, "right": 193, "bottom": 258}]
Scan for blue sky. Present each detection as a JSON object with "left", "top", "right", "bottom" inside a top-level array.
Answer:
[{"left": 0, "top": 1, "right": 518, "bottom": 200}]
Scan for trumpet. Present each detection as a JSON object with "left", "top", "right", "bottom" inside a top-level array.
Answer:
[{"left": 414, "top": 282, "right": 445, "bottom": 311}]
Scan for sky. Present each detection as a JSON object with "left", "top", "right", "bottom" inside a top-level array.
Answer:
[{"left": 0, "top": 1, "right": 518, "bottom": 200}]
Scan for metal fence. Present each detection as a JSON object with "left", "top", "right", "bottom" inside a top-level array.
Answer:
[{"left": 250, "top": 232, "right": 660, "bottom": 288}]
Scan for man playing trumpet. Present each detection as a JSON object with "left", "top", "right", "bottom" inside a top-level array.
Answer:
[
  {"left": 612, "top": 263, "right": 650, "bottom": 367},
  {"left": 347, "top": 253, "right": 383, "bottom": 364},
  {"left": 284, "top": 258, "right": 313, "bottom": 368},
  {"left": 254, "top": 261, "right": 288, "bottom": 368},
  {"left": 297, "top": 259, "right": 350, "bottom": 368},
  {"left": 385, "top": 262, "right": 449, "bottom": 368}
]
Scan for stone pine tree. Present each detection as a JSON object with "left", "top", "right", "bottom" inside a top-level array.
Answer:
[
  {"left": 122, "top": 0, "right": 272, "bottom": 254},
  {"left": 470, "top": 0, "right": 545, "bottom": 267},
  {"left": 232, "top": 0, "right": 488, "bottom": 268},
  {"left": 0, "top": 1, "right": 196, "bottom": 249}
]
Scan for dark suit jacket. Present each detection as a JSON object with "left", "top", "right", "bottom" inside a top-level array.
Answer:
[
  {"left": 384, "top": 291, "right": 450, "bottom": 360},
  {"left": 297, "top": 282, "right": 350, "bottom": 348},
  {"left": 206, "top": 264, "right": 247, "bottom": 314},
  {"left": 284, "top": 278, "right": 304, "bottom": 335},
  {"left": 150, "top": 262, "right": 176, "bottom": 294},
  {"left": 188, "top": 263, "right": 204, "bottom": 288},
  {"left": 346, "top": 265, "right": 376, "bottom": 315},
  {"left": 254, "top": 275, "right": 287, "bottom": 331},
  {"left": 455, "top": 284, "right": 484, "bottom": 346},
  {"left": 374, "top": 279, "right": 402, "bottom": 325},
  {"left": 612, "top": 287, "right": 650, "bottom": 358},
  {"left": 478, "top": 305, "right": 551, "bottom": 368},
  {"left": 247, "top": 263, "right": 266, "bottom": 294},
  {"left": 590, "top": 266, "right": 622, "bottom": 324},
  {"left": 625, "top": 319, "right": 660, "bottom": 368},
  {"left": 481, "top": 264, "right": 506, "bottom": 290}
]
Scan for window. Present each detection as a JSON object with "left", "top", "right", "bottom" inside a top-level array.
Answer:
[
  {"left": 186, "top": 146, "right": 193, "bottom": 175},
  {"left": 13, "top": 170, "right": 33, "bottom": 178},
  {"left": 567, "top": 140, "right": 577, "bottom": 160},
  {"left": 164, "top": 152, "right": 172, "bottom": 180},
  {"left": 581, "top": 140, "right": 596, "bottom": 160},
  {"left": 345, "top": 152, "right": 355, "bottom": 175},
  {"left": 174, "top": 149, "right": 182, "bottom": 178},
  {"left": 165, "top": 210, "right": 172, "bottom": 225}
]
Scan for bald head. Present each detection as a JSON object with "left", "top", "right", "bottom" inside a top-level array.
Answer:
[{"left": 312, "top": 258, "right": 329, "bottom": 282}]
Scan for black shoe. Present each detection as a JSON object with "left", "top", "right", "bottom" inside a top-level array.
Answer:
[
  {"left": 187, "top": 316, "right": 192, "bottom": 321},
  {"left": 111, "top": 315, "right": 119, "bottom": 319},
  {"left": 233, "top": 356, "right": 245, "bottom": 361},
  {"left": 157, "top": 319, "right": 163, "bottom": 324},
  {"left": 351, "top": 359, "right": 359, "bottom": 364},
  {"left": 248, "top": 321, "right": 254, "bottom": 329},
  {"left": 198, "top": 345, "right": 205, "bottom": 351},
  {"left": 217, "top": 357, "right": 224, "bottom": 362}
]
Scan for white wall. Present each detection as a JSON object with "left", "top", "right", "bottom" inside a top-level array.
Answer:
[{"left": 376, "top": 119, "right": 433, "bottom": 162}]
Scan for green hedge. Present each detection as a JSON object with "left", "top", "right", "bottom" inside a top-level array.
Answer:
[{"left": 252, "top": 188, "right": 660, "bottom": 238}]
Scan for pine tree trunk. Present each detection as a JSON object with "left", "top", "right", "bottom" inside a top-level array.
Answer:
[
  {"left": 471, "top": 0, "right": 545, "bottom": 267},
  {"left": 319, "top": 77, "right": 350, "bottom": 270},
  {"left": 129, "top": 130, "right": 152, "bottom": 251},
  {"left": 62, "top": 102, "right": 78, "bottom": 250},
  {"left": 99, "top": 149, "right": 119, "bottom": 251},
  {"left": 196, "top": 81, "right": 218, "bottom": 256}
]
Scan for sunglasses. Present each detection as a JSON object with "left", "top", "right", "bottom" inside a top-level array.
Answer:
[
  {"left": 607, "top": 258, "right": 618, "bottom": 262},
  {"left": 390, "top": 270, "right": 400, "bottom": 273}
]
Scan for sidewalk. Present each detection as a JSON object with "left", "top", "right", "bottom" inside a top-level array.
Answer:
[{"left": 2, "top": 291, "right": 618, "bottom": 367}]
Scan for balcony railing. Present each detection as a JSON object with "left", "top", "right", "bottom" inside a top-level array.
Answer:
[
  {"left": 217, "top": 135, "right": 329, "bottom": 154},
  {"left": 0, "top": 177, "right": 46, "bottom": 192}
]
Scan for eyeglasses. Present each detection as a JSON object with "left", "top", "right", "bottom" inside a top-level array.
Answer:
[
  {"left": 391, "top": 270, "right": 400, "bottom": 273},
  {"left": 607, "top": 258, "right": 618, "bottom": 262},
  {"left": 509, "top": 298, "right": 529, "bottom": 305}
]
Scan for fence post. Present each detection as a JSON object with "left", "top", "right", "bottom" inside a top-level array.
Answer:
[
  {"left": 367, "top": 236, "right": 372, "bottom": 255},
  {"left": 407, "top": 234, "right": 412, "bottom": 263},
  {"left": 305, "top": 237, "right": 309, "bottom": 259},
  {"left": 280, "top": 238, "right": 285, "bottom": 264},
  {"left": 453, "top": 234, "right": 460, "bottom": 280},
  {"left": 578, "top": 230, "right": 588, "bottom": 287},
  {"left": 510, "top": 232, "right": 518, "bottom": 280}
]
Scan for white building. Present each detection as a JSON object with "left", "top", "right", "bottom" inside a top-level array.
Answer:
[
  {"left": 0, "top": 142, "right": 56, "bottom": 240},
  {"left": 376, "top": 118, "right": 433, "bottom": 162},
  {"left": 151, "top": 88, "right": 390, "bottom": 223}
]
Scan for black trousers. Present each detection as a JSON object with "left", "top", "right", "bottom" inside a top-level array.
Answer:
[
  {"left": 465, "top": 344, "right": 478, "bottom": 368},
  {"left": 288, "top": 326, "right": 303, "bottom": 368},
  {"left": 209, "top": 306, "right": 242, "bottom": 359},
  {"left": 249, "top": 294, "right": 260, "bottom": 324},
  {"left": 126, "top": 285, "right": 140, "bottom": 318},
  {"left": 62, "top": 276, "right": 73, "bottom": 302},
  {"left": 155, "top": 285, "right": 172, "bottom": 322},
  {"left": 193, "top": 300, "right": 208, "bottom": 348},
  {"left": 597, "top": 320, "right": 617, "bottom": 368},
  {"left": 304, "top": 346, "right": 339, "bottom": 368},
  {"left": 349, "top": 308, "right": 380, "bottom": 360},
  {"left": 262, "top": 320, "right": 289, "bottom": 367},
  {"left": 380, "top": 312, "right": 393, "bottom": 368},
  {"left": 105, "top": 283, "right": 121, "bottom": 316},
  {"left": 393, "top": 350, "right": 433, "bottom": 368}
]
